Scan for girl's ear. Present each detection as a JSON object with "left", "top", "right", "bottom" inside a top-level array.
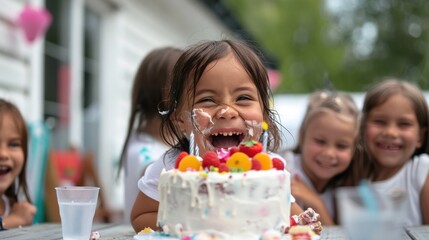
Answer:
[
  {"left": 171, "top": 112, "right": 187, "bottom": 134},
  {"left": 417, "top": 127, "right": 427, "bottom": 148}
]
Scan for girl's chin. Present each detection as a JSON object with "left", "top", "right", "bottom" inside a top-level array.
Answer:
[{"left": 0, "top": 182, "right": 12, "bottom": 193}]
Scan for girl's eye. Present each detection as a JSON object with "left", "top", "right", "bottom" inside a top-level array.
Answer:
[
  {"left": 9, "top": 141, "right": 21, "bottom": 148},
  {"left": 372, "top": 119, "right": 385, "bottom": 125},
  {"left": 398, "top": 122, "right": 412, "bottom": 128},
  {"left": 237, "top": 95, "right": 252, "bottom": 101},
  {"left": 195, "top": 97, "right": 217, "bottom": 108},
  {"left": 314, "top": 138, "right": 325, "bottom": 145},
  {"left": 336, "top": 144, "right": 350, "bottom": 150},
  {"left": 196, "top": 97, "right": 215, "bottom": 104}
]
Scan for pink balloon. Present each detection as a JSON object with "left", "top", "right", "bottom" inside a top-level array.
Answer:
[{"left": 17, "top": 5, "right": 52, "bottom": 43}]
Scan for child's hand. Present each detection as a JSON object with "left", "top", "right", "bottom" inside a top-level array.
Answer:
[
  {"left": 291, "top": 174, "right": 323, "bottom": 208},
  {"left": 292, "top": 175, "right": 336, "bottom": 226},
  {"left": 4, "top": 201, "right": 37, "bottom": 228}
]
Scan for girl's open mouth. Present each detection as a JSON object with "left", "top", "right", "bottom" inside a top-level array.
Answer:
[
  {"left": 209, "top": 132, "right": 244, "bottom": 149},
  {"left": 0, "top": 166, "right": 12, "bottom": 175}
]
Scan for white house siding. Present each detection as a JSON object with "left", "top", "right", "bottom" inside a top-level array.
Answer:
[
  {"left": 0, "top": 0, "right": 238, "bottom": 213},
  {"left": 0, "top": 0, "right": 44, "bottom": 121}
]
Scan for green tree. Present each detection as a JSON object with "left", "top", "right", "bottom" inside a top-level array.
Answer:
[
  {"left": 225, "top": 0, "right": 346, "bottom": 93},
  {"left": 224, "top": 0, "right": 429, "bottom": 92},
  {"left": 333, "top": 0, "right": 429, "bottom": 89}
]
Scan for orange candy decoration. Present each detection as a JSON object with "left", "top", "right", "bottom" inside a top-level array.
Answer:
[
  {"left": 178, "top": 155, "right": 201, "bottom": 172},
  {"left": 253, "top": 153, "right": 273, "bottom": 170},
  {"left": 226, "top": 152, "right": 252, "bottom": 171}
]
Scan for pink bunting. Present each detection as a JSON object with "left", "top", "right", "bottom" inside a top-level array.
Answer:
[
  {"left": 17, "top": 5, "right": 52, "bottom": 43},
  {"left": 267, "top": 69, "right": 281, "bottom": 91}
]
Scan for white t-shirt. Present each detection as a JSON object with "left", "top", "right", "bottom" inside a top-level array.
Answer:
[
  {"left": 138, "top": 151, "right": 293, "bottom": 202},
  {"left": 138, "top": 150, "right": 178, "bottom": 201},
  {"left": 123, "top": 132, "right": 169, "bottom": 223},
  {"left": 284, "top": 151, "right": 335, "bottom": 217},
  {"left": 371, "top": 153, "right": 429, "bottom": 226}
]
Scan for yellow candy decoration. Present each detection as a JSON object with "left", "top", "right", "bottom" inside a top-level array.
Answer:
[
  {"left": 178, "top": 155, "right": 201, "bottom": 172},
  {"left": 253, "top": 152, "right": 272, "bottom": 170},
  {"left": 227, "top": 152, "right": 252, "bottom": 172},
  {"left": 262, "top": 121, "right": 268, "bottom": 131},
  {"left": 138, "top": 227, "right": 154, "bottom": 235}
]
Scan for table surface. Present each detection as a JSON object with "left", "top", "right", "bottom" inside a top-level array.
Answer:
[{"left": 0, "top": 223, "right": 428, "bottom": 240}]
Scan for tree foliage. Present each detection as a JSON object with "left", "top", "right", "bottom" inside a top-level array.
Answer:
[{"left": 223, "top": 0, "right": 429, "bottom": 93}]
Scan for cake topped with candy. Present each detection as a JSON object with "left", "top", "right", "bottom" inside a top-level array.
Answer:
[
  {"left": 156, "top": 138, "right": 293, "bottom": 240},
  {"left": 152, "top": 120, "right": 322, "bottom": 240}
]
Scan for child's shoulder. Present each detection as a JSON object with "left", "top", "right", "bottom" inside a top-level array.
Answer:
[
  {"left": 281, "top": 150, "right": 300, "bottom": 164},
  {"left": 411, "top": 153, "right": 429, "bottom": 168},
  {"left": 409, "top": 153, "right": 429, "bottom": 186}
]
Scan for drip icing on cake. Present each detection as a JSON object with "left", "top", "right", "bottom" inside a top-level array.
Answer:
[
  {"left": 155, "top": 136, "right": 313, "bottom": 239},
  {"left": 157, "top": 169, "right": 291, "bottom": 239}
]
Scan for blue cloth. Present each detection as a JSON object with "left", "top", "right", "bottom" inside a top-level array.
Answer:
[{"left": 27, "top": 121, "right": 51, "bottom": 223}]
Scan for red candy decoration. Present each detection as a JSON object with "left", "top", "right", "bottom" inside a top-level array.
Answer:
[
  {"left": 218, "top": 163, "right": 229, "bottom": 173},
  {"left": 229, "top": 146, "right": 240, "bottom": 155},
  {"left": 202, "top": 151, "right": 220, "bottom": 170},
  {"left": 251, "top": 159, "right": 261, "bottom": 170},
  {"left": 239, "top": 141, "right": 262, "bottom": 157},
  {"left": 272, "top": 158, "right": 285, "bottom": 170},
  {"left": 175, "top": 151, "right": 188, "bottom": 169},
  {"left": 290, "top": 216, "right": 298, "bottom": 226}
]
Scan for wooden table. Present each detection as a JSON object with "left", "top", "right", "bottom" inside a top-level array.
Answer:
[
  {"left": 0, "top": 223, "right": 135, "bottom": 240},
  {"left": 1, "top": 223, "right": 428, "bottom": 239}
]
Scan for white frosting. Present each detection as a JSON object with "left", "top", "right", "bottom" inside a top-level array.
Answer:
[{"left": 157, "top": 169, "right": 291, "bottom": 239}]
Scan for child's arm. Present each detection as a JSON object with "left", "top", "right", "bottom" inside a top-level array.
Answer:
[
  {"left": 421, "top": 172, "right": 429, "bottom": 224},
  {"left": 291, "top": 176, "right": 335, "bottom": 225},
  {"left": 3, "top": 201, "right": 36, "bottom": 228},
  {"left": 291, "top": 202, "right": 303, "bottom": 215},
  {"left": 130, "top": 191, "right": 161, "bottom": 232}
]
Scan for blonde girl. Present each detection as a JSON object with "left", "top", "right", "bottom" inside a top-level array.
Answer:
[{"left": 285, "top": 90, "right": 360, "bottom": 225}]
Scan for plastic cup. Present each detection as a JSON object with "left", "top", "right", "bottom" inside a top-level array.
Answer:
[
  {"left": 55, "top": 186, "right": 99, "bottom": 240},
  {"left": 336, "top": 185, "right": 406, "bottom": 240}
]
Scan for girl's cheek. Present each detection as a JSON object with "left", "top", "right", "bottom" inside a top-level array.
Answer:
[
  {"left": 243, "top": 120, "right": 263, "bottom": 139},
  {"left": 193, "top": 109, "right": 214, "bottom": 135}
]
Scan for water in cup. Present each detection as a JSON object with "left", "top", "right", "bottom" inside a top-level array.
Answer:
[
  {"left": 59, "top": 202, "right": 97, "bottom": 240},
  {"left": 336, "top": 181, "right": 406, "bottom": 240},
  {"left": 56, "top": 186, "right": 99, "bottom": 240}
]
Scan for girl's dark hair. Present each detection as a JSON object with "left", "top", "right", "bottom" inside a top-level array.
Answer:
[
  {"left": 119, "top": 47, "right": 183, "bottom": 172},
  {"left": 0, "top": 99, "right": 31, "bottom": 204},
  {"left": 160, "top": 40, "right": 282, "bottom": 155},
  {"left": 358, "top": 79, "right": 429, "bottom": 180}
]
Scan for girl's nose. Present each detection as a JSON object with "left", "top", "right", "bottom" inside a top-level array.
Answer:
[
  {"left": 215, "top": 105, "right": 239, "bottom": 120},
  {"left": 0, "top": 146, "right": 8, "bottom": 161},
  {"left": 384, "top": 123, "right": 399, "bottom": 138},
  {"left": 320, "top": 146, "right": 336, "bottom": 162}
]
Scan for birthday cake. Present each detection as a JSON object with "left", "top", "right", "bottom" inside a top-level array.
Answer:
[{"left": 156, "top": 140, "right": 293, "bottom": 239}]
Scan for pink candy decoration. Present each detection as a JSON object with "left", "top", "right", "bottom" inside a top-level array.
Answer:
[
  {"left": 90, "top": 231, "right": 100, "bottom": 240},
  {"left": 216, "top": 148, "right": 230, "bottom": 161},
  {"left": 17, "top": 5, "right": 52, "bottom": 43}
]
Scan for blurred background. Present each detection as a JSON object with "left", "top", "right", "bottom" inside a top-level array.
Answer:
[{"left": 0, "top": 0, "right": 428, "bottom": 223}]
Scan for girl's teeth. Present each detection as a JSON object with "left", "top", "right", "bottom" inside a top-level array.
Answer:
[{"left": 213, "top": 132, "right": 239, "bottom": 136}]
